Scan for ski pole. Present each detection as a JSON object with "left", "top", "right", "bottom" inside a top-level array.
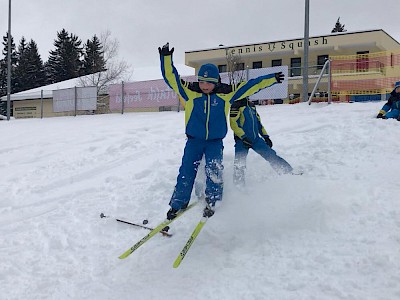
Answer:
[{"left": 100, "top": 213, "right": 172, "bottom": 237}]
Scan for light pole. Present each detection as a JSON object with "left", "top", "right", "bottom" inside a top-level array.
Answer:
[
  {"left": 302, "top": 0, "right": 310, "bottom": 102},
  {"left": 6, "top": 0, "right": 12, "bottom": 120}
]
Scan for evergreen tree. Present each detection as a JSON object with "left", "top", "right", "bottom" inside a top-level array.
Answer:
[
  {"left": 46, "top": 29, "right": 83, "bottom": 83},
  {"left": 331, "top": 17, "right": 347, "bottom": 33},
  {"left": 0, "top": 58, "right": 5, "bottom": 97},
  {"left": 0, "top": 32, "right": 17, "bottom": 116},
  {"left": 26, "top": 40, "right": 47, "bottom": 89},
  {"left": 14, "top": 37, "right": 28, "bottom": 93},
  {"left": 0, "top": 32, "right": 17, "bottom": 97},
  {"left": 82, "top": 35, "right": 105, "bottom": 75},
  {"left": 0, "top": 54, "right": 6, "bottom": 114},
  {"left": 14, "top": 38, "right": 46, "bottom": 92}
]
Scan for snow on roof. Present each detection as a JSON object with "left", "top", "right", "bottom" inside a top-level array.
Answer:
[
  {"left": 1, "top": 64, "right": 195, "bottom": 102},
  {"left": 0, "top": 76, "right": 89, "bottom": 101}
]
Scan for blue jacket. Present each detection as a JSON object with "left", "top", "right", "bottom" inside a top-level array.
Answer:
[
  {"left": 230, "top": 98, "right": 269, "bottom": 142},
  {"left": 160, "top": 54, "right": 279, "bottom": 140},
  {"left": 379, "top": 90, "right": 400, "bottom": 115}
]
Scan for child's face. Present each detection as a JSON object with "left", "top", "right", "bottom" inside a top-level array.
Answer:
[
  {"left": 396, "top": 87, "right": 400, "bottom": 93},
  {"left": 199, "top": 81, "right": 216, "bottom": 94}
]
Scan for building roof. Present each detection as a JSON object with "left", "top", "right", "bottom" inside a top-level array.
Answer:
[
  {"left": 1, "top": 77, "right": 82, "bottom": 101},
  {"left": 185, "top": 29, "right": 400, "bottom": 53}
]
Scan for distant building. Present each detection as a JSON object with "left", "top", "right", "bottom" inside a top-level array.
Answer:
[
  {"left": 0, "top": 76, "right": 101, "bottom": 119},
  {"left": 1, "top": 65, "right": 195, "bottom": 119},
  {"left": 185, "top": 29, "right": 400, "bottom": 103}
]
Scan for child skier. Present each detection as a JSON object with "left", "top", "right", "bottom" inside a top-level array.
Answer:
[
  {"left": 376, "top": 81, "right": 400, "bottom": 120},
  {"left": 159, "top": 42, "right": 285, "bottom": 219},
  {"left": 230, "top": 97, "right": 293, "bottom": 186}
]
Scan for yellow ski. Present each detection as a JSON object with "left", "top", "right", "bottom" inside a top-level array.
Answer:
[
  {"left": 173, "top": 216, "right": 208, "bottom": 268},
  {"left": 118, "top": 202, "right": 197, "bottom": 259}
]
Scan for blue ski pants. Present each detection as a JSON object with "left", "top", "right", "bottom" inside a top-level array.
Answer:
[
  {"left": 384, "top": 108, "right": 400, "bottom": 119},
  {"left": 170, "top": 137, "right": 224, "bottom": 210},
  {"left": 234, "top": 137, "right": 293, "bottom": 185}
]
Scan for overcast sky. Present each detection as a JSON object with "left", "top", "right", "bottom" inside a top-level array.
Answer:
[{"left": 1, "top": 0, "right": 399, "bottom": 71}]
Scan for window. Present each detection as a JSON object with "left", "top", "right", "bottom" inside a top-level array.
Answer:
[
  {"left": 253, "top": 61, "right": 262, "bottom": 69},
  {"left": 317, "top": 55, "right": 329, "bottom": 69},
  {"left": 356, "top": 51, "right": 369, "bottom": 72},
  {"left": 218, "top": 64, "right": 227, "bottom": 73},
  {"left": 235, "top": 63, "right": 245, "bottom": 71},
  {"left": 290, "top": 58, "right": 301, "bottom": 77},
  {"left": 272, "top": 59, "right": 282, "bottom": 67}
]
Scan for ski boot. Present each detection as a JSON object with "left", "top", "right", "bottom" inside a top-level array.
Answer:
[
  {"left": 203, "top": 205, "right": 215, "bottom": 218},
  {"left": 203, "top": 199, "right": 215, "bottom": 218},
  {"left": 162, "top": 208, "right": 179, "bottom": 232}
]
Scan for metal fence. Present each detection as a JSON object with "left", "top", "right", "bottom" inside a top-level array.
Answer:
[
  {"left": 109, "top": 76, "right": 196, "bottom": 113},
  {"left": 109, "top": 67, "right": 289, "bottom": 114}
]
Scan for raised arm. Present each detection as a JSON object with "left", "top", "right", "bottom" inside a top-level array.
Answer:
[
  {"left": 159, "top": 43, "right": 189, "bottom": 101},
  {"left": 229, "top": 72, "right": 284, "bottom": 103}
]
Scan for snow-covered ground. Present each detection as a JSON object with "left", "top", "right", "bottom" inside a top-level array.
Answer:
[{"left": 1, "top": 101, "right": 399, "bottom": 300}]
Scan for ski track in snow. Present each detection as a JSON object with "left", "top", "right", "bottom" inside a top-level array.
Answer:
[{"left": 1, "top": 102, "right": 400, "bottom": 300}]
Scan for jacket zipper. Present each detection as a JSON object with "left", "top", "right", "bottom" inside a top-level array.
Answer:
[
  {"left": 205, "top": 95, "right": 211, "bottom": 140},
  {"left": 249, "top": 104, "right": 257, "bottom": 139}
]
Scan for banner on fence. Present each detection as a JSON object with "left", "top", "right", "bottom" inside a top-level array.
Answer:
[
  {"left": 53, "top": 86, "right": 97, "bottom": 112},
  {"left": 109, "top": 66, "right": 288, "bottom": 111},
  {"left": 109, "top": 76, "right": 197, "bottom": 110}
]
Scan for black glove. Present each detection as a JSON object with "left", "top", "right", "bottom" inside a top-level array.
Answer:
[
  {"left": 263, "top": 135, "right": 273, "bottom": 148},
  {"left": 242, "top": 137, "right": 253, "bottom": 149},
  {"left": 377, "top": 113, "right": 387, "bottom": 119},
  {"left": 274, "top": 72, "right": 284, "bottom": 83},
  {"left": 397, "top": 115, "right": 400, "bottom": 121},
  {"left": 158, "top": 42, "right": 174, "bottom": 56}
]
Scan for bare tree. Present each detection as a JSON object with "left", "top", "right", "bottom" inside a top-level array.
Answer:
[
  {"left": 78, "top": 30, "right": 132, "bottom": 94},
  {"left": 225, "top": 50, "right": 246, "bottom": 85}
]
